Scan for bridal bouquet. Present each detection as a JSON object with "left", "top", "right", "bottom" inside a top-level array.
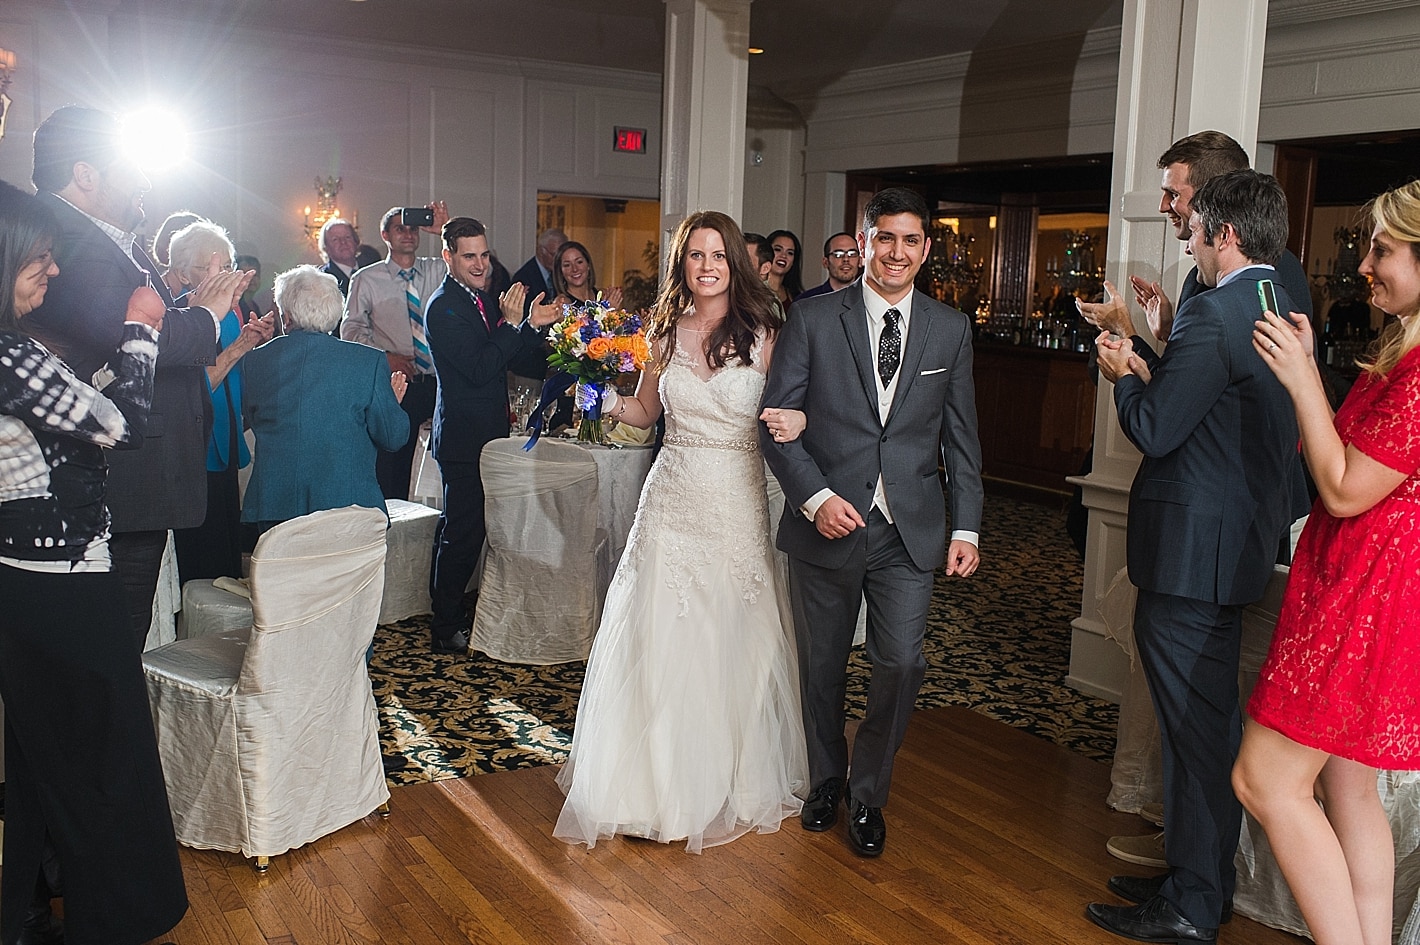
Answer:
[{"left": 542, "top": 298, "right": 650, "bottom": 444}]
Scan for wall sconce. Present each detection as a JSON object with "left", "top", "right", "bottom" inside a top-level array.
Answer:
[
  {"left": 302, "top": 175, "right": 357, "bottom": 246},
  {"left": 0, "top": 48, "right": 16, "bottom": 143}
]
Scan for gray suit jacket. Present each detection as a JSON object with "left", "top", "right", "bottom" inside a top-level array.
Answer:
[
  {"left": 1116, "top": 268, "right": 1305, "bottom": 605},
  {"left": 761, "top": 283, "right": 983, "bottom": 572}
]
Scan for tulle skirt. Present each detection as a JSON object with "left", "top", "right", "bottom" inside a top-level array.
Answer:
[{"left": 554, "top": 518, "right": 807, "bottom": 853}]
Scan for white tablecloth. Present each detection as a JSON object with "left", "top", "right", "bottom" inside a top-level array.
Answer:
[{"left": 415, "top": 434, "right": 654, "bottom": 568}]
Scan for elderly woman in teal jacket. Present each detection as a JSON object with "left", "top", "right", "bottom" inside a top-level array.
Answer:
[{"left": 241, "top": 265, "right": 409, "bottom": 531}]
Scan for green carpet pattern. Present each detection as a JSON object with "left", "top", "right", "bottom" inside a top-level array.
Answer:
[{"left": 370, "top": 494, "right": 1118, "bottom": 786}]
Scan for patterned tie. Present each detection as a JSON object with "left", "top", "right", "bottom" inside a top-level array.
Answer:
[
  {"left": 400, "top": 268, "right": 432, "bottom": 373},
  {"left": 878, "top": 308, "right": 901, "bottom": 388}
]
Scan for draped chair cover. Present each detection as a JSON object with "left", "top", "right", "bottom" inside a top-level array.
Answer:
[
  {"left": 142, "top": 505, "right": 390, "bottom": 860},
  {"left": 471, "top": 437, "right": 611, "bottom": 664}
]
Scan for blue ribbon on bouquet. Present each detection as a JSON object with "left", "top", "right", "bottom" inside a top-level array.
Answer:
[{"left": 522, "top": 370, "right": 576, "bottom": 451}]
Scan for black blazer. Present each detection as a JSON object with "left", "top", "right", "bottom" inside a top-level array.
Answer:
[
  {"left": 25, "top": 194, "right": 218, "bottom": 532},
  {"left": 510, "top": 255, "right": 553, "bottom": 309},
  {"left": 319, "top": 260, "right": 352, "bottom": 297},
  {"left": 1178, "top": 247, "right": 1312, "bottom": 318},
  {"left": 1116, "top": 268, "right": 1305, "bottom": 605},
  {"left": 424, "top": 275, "right": 546, "bottom": 465},
  {"left": 508, "top": 256, "right": 554, "bottom": 380}
]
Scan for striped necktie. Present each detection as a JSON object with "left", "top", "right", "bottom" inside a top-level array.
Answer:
[{"left": 399, "top": 268, "right": 432, "bottom": 373}]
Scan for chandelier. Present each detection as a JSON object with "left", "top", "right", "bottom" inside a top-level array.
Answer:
[
  {"left": 1311, "top": 226, "right": 1369, "bottom": 304},
  {"left": 301, "top": 176, "right": 356, "bottom": 246},
  {"left": 926, "top": 222, "right": 986, "bottom": 307},
  {"left": 1045, "top": 230, "right": 1105, "bottom": 299}
]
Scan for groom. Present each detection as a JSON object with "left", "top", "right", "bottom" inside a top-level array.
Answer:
[{"left": 761, "top": 187, "right": 983, "bottom": 857}]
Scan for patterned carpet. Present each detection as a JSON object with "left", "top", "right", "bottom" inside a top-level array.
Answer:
[{"left": 370, "top": 493, "right": 1119, "bottom": 786}]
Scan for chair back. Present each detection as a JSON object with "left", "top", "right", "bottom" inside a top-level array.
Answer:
[
  {"left": 480, "top": 437, "right": 599, "bottom": 565},
  {"left": 472, "top": 438, "right": 605, "bottom": 663},
  {"left": 141, "top": 504, "right": 390, "bottom": 859},
  {"left": 238, "top": 505, "right": 387, "bottom": 697}
]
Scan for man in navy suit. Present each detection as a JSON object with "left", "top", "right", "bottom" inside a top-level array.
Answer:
[
  {"left": 1080, "top": 130, "right": 1313, "bottom": 352},
  {"left": 423, "top": 217, "right": 560, "bottom": 654},
  {"left": 510, "top": 227, "right": 565, "bottom": 311},
  {"left": 507, "top": 227, "right": 565, "bottom": 382},
  {"left": 794, "top": 232, "right": 863, "bottom": 303},
  {"left": 1085, "top": 171, "right": 1307, "bottom": 944},
  {"left": 26, "top": 105, "right": 250, "bottom": 648},
  {"left": 761, "top": 188, "right": 983, "bottom": 858}
]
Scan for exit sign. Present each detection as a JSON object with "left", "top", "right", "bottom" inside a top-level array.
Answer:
[{"left": 613, "top": 126, "right": 647, "bottom": 154}]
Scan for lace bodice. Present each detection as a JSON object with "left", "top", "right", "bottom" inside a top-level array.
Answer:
[
  {"left": 614, "top": 328, "right": 772, "bottom": 614},
  {"left": 659, "top": 328, "right": 766, "bottom": 448}
]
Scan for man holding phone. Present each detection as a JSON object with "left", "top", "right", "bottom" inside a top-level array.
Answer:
[
  {"left": 1086, "top": 171, "right": 1308, "bottom": 943},
  {"left": 342, "top": 201, "right": 450, "bottom": 499}
]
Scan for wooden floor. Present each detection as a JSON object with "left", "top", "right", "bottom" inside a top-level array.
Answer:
[{"left": 150, "top": 707, "right": 1304, "bottom": 945}]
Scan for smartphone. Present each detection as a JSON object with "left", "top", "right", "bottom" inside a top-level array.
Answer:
[
  {"left": 1257, "top": 278, "right": 1278, "bottom": 315},
  {"left": 400, "top": 207, "right": 435, "bottom": 228}
]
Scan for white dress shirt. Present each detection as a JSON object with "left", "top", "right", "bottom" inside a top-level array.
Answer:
[{"left": 341, "top": 256, "right": 449, "bottom": 374}]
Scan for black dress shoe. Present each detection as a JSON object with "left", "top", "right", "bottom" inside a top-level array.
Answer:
[
  {"left": 1085, "top": 895, "right": 1216, "bottom": 943},
  {"left": 430, "top": 629, "right": 470, "bottom": 655},
  {"left": 801, "top": 777, "right": 844, "bottom": 832},
  {"left": 1108, "top": 875, "right": 1233, "bottom": 924},
  {"left": 17, "top": 909, "right": 63, "bottom": 945},
  {"left": 846, "top": 799, "right": 886, "bottom": 857}
]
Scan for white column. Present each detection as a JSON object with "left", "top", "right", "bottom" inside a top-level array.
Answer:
[
  {"left": 802, "top": 170, "right": 847, "bottom": 251},
  {"left": 660, "top": 0, "right": 752, "bottom": 246},
  {"left": 1068, "top": 0, "right": 1269, "bottom": 701}
]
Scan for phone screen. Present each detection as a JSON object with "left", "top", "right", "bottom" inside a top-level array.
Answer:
[{"left": 1257, "top": 279, "right": 1278, "bottom": 315}]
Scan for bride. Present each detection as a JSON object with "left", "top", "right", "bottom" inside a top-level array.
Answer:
[{"left": 554, "top": 211, "right": 809, "bottom": 852}]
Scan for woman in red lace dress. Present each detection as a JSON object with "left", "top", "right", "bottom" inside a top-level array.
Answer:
[{"left": 1234, "top": 179, "right": 1420, "bottom": 945}]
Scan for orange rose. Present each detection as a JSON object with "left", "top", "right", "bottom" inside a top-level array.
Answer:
[{"left": 586, "top": 337, "right": 613, "bottom": 360}]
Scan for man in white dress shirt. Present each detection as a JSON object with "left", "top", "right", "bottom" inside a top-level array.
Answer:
[{"left": 341, "top": 202, "right": 449, "bottom": 499}]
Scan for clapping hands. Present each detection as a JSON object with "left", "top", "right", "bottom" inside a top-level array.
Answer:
[{"left": 500, "top": 283, "right": 562, "bottom": 328}]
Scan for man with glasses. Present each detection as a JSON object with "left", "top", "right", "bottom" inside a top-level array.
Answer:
[{"left": 794, "top": 232, "right": 864, "bottom": 303}]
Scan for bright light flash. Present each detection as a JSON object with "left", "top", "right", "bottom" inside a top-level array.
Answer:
[{"left": 120, "top": 107, "right": 189, "bottom": 173}]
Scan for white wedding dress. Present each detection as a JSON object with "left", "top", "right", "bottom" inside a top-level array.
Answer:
[{"left": 554, "top": 329, "right": 808, "bottom": 852}]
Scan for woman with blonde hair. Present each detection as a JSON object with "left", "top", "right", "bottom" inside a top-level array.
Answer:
[
  {"left": 167, "top": 220, "right": 274, "bottom": 580},
  {"left": 554, "top": 210, "right": 808, "bottom": 852},
  {"left": 1235, "top": 179, "right": 1420, "bottom": 945}
]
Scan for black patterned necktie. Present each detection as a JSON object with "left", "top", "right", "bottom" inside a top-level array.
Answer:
[{"left": 878, "top": 308, "right": 901, "bottom": 388}]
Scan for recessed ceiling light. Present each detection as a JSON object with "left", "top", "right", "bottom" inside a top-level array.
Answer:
[{"left": 748, "top": 47, "right": 764, "bottom": 55}]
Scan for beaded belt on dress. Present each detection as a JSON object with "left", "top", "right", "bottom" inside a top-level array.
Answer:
[{"left": 663, "top": 432, "right": 758, "bottom": 452}]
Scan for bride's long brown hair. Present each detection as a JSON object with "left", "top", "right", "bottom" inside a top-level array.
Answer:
[{"left": 646, "top": 211, "right": 780, "bottom": 371}]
